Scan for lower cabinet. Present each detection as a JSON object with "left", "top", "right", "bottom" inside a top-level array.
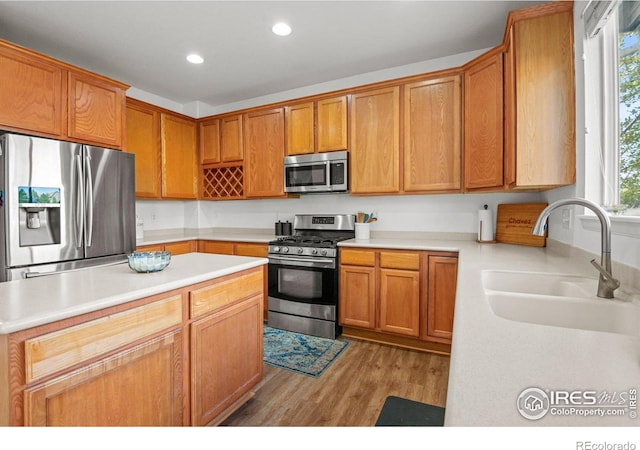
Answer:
[
  {"left": 24, "top": 331, "right": 184, "bottom": 426},
  {"left": 191, "top": 294, "right": 263, "bottom": 425},
  {"left": 198, "top": 240, "right": 268, "bottom": 258},
  {"left": 339, "top": 247, "right": 458, "bottom": 351}
]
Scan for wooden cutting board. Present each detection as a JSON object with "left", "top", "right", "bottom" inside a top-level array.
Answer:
[{"left": 496, "top": 203, "right": 548, "bottom": 247}]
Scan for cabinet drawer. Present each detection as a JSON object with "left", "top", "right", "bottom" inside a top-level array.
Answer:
[
  {"left": 340, "top": 249, "right": 376, "bottom": 267},
  {"left": 379, "top": 251, "right": 421, "bottom": 270},
  {"left": 164, "top": 241, "right": 194, "bottom": 255},
  {"left": 190, "top": 268, "right": 263, "bottom": 318},
  {"left": 24, "top": 296, "right": 183, "bottom": 383},
  {"left": 234, "top": 243, "right": 268, "bottom": 258},
  {"left": 199, "top": 241, "right": 234, "bottom": 255}
]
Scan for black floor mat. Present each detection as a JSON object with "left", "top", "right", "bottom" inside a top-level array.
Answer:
[{"left": 375, "top": 396, "right": 445, "bottom": 426}]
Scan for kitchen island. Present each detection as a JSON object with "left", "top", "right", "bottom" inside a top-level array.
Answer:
[{"left": 0, "top": 252, "right": 267, "bottom": 426}]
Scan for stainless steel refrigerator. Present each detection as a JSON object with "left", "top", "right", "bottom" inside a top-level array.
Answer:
[{"left": 0, "top": 132, "right": 135, "bottom": 281}]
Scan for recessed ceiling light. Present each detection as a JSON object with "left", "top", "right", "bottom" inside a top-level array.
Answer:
[
  {"left": 186, "top": 54, "right": 204, "bottom": 64},
  {"left": 272, "top": 22, "right": 292, "bottom": 37}
]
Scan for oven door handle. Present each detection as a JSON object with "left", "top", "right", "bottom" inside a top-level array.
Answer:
[{"left": 269, "top": 255, "right": 335, "bottom": 269}]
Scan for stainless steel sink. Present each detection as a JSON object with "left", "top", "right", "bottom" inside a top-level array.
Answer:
[{"left": 481, "top": 270, "right": 640, "bottom": 337}]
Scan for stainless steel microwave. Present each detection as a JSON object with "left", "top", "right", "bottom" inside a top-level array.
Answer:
[{"left": 283, "top": 151, "right": 348, "bottom": 193}]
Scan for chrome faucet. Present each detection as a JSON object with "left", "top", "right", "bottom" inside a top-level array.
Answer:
[{"left": 531, "top": 198, "right": 620, "bottom": 299}]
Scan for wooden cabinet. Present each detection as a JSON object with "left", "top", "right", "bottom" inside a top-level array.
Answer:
[
  {"left": 136, "top": 240, "right": 197, "bottom": 255},
  {"left": 285, "top": 102, "right": 315, "bottom": 155},
  {"left": 125, "top": 99, "right": 161, "bottom": 197},
  {"left": 350, "top": 87, "right": 400, "bottom": 194},
  {"left": 190, "top": 294, "right": 262, "bottom": 425},
  {"left": 339, "top": 247, "right": 458, "bottom": 351},
  {"left": 189, "top": 267, "right": 264, "bottom": 426},
  {"left": 339, "top": 264, "right": 376, "bottom": 329},
  {"left": 378, "top": 250, "right": 421, "bottom": 337},
  {"left": 67, "top": 71, "right": 125, "bottom": 148},
  {"left": 463, "top": 50, "right": 504, "bottom": 191},
  {"left": 404, "top": 74, "right": 462, "bottom": 192},
  {"left": 24, "top": 331, "right": 183, "bottom": 426},
  {"left": 161, "top": 113, "right": 198, "bottom": 199},
  {"left": 0, "top": 42, "right": 64, "bottom": 137},
  {"left": 220, "top": 114, "right": 244, "bottom": 162},
  {"left": 504, "top": 3, "right": 575, "bottom": 189},
  {"left": 317, "top": 96, "right": 348, "bottom": 152},
  {"left": 0, "top": 38, "right": 128, "bottom": 146},
  {"left": 126, "top": 99, "right": 198, "bottom": 200},
  {"left": 244, "top": 107, "right": 285, "bottom": 198},
  {"left": 427, "top": 255, "right": 458, "bottom": 341},
  {"left": 199, "top": 118, "right": 220, "bottom": 164},
  {"left": 21, "top": 295, "right": 183, "bottom": 426},
  {"left": 200, "top": 114, "right": 244, "bottom": 164},
  {"left": 284, "top": 95, "right": 348, "bottom": 155}
]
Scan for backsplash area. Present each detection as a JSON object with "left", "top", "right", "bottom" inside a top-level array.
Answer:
[{"left": 136, "top": 192, "right": 542, "bottom": 235}]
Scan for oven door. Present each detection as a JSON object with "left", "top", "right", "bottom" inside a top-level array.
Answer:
[
  {"left": 284, "top": 161, "right": 329, "bottom": 193},
  {"left": 268, "top": 255, "right": 337, "bottom": 306}
]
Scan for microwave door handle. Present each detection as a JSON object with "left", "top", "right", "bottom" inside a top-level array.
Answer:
[
  {"left": 326, "top": 160, "right": 331, "bottom": 187},
  {"left": 74, "top": 155, "right": 84, "bottom": 248}
]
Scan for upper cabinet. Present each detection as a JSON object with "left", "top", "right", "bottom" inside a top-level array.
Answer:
[
  {"left": 220, "top": 114, "right": 244, "bottom": 162},
  {"left": 504, "top": 3, "right": 575, "bottom": 189},
  {"left": 285, "top": 95, "right": 348, "bottom": 156},
  {"left": 199, "top": 118, "right": 220, "bottom": 165},
  {"left": 317, "top": 96, "right": 348, "bottom": 152},
  {"left": 244, "top": 107, "right": 286, "bottom": 198},
  {"left": 350, "top": 87, "right": 401, "bottom": 194},
  {"left": 0, "top": 43, "right": 64, "bottom": 137},
  {"left": 404, "top": 74, "right": 462, "bottom": 193},
  {"left": 67, "top": 71, "right": 126, "bottom": 148},
  {"left": 463, "top": 50, "right": 504, "bottom": 191},
  {"left": 0, "top": 39, "right": 128, "bottom": 148},
  {"left": 285, "top": 102, "right": 315, "bottom": 155},
  {"left": 161, "top": 113, "right": 198, "bottom": 199},
  {"left": 125, "top": 98, "right": 161, "bottom": 198},
  {"left": 125, "top": 99, "right": 198, "bottom": 199}
]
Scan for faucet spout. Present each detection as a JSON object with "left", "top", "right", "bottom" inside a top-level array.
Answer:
[{"left": 531, "top": 198, "right": 619, "bottom": 299}]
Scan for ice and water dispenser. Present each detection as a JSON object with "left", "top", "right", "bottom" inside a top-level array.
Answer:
[{"left": 18, "top": 186, "right": 61, "bottom": 247}]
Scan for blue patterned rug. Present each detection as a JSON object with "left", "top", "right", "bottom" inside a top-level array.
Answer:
[{"left": 263, "top": 326, "right": 350, "bottom": 378}]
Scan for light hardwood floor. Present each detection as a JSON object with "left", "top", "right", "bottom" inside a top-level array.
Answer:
[{"left": 222, "top": 337, "right": 450, "bottom": 426}]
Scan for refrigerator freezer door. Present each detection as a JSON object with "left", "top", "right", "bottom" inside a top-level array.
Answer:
[
  {"left": 83, "top": 145, "right": 135, "bottom": 258},
  {"left": 4, "top": 134, "right": 84, "bottom": 268}
]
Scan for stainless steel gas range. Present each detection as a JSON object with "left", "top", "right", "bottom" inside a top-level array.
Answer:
[{"left": 267, "top": 214, "right": 355, "bottom": 339}]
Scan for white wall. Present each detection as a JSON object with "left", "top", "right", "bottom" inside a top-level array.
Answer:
[{"left": 137, "top": 191, "right": 543, "bottom": 237}]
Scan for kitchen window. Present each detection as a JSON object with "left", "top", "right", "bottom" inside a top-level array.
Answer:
[{"left": 584, "top": 0, "right": 640, "bottom": 217}]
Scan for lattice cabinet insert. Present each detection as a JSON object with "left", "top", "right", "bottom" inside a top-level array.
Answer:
[{"left": 202, "top": 165, "right": 244, "bottom": 199}]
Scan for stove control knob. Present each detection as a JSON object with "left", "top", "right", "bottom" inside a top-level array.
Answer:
[
  {"left": 320, "top": 249, "right": 328, "bottom": 256},
  {"left": 311, "top": 249, "right": 318, "bottom": 255},
  {"left": 282, "top": 247, "right": 289, "bottom": 253},
  {"left": 273, "top": 246, "right": 280, "bottom": 253},
  {"left": 297, "top": 248, "right": 304, "bottom": 254}
]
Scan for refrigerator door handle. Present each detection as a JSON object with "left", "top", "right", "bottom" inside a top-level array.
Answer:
[
  {"left": 84, "top": 153, "right": 94, "bottom": 247},
  {"left": 74, "top": 154, "right": 84, "bottom": 248}
]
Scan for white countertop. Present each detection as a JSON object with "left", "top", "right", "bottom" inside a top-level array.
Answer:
[
  {"left": 137, "top": 228, "right": 275, "bottom": 246},
  {"left": 340, "top": 237, "right": 640, "bottom": 426},
  {"left": 0, "top": 253, "right": 267, "bottom": 334}
]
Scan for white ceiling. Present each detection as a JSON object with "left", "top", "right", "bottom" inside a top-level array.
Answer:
[{"left": 0, "top": 1, "right": 547, "bottom": 109}]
